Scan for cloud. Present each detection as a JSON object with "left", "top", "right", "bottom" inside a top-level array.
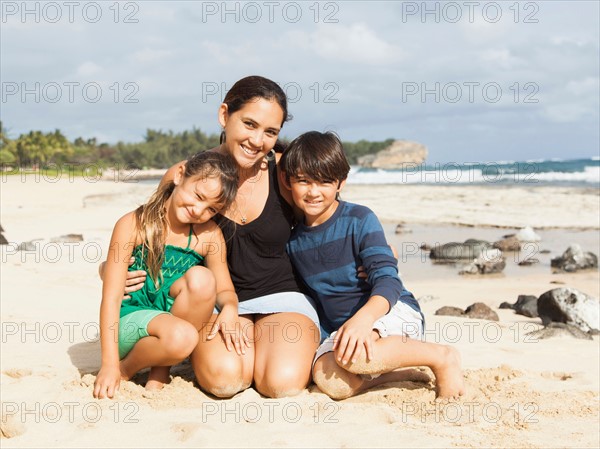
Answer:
[
  {"left": 75, "top": 61, "right": 102, "bottom": 77},
  {"left": 287, "top": 23, "right": 404, "bottom": 65},
  {"left": 132, "top": 48, "right": 173, "bottom": 64}
]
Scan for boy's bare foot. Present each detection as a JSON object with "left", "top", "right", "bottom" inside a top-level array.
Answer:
[
  {"left": 432, "top": 346, "right": 465, "bottom": 400},
  {"left": 145, "top": 366, "right": 171, "bottom": 391}
]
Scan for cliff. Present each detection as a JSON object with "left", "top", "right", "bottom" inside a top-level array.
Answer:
[{"left": 357, "top": 140, "right": 427, "bottom": 168}]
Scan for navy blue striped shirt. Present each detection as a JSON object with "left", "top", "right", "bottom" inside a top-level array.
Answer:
[{"left": 287, "top": 201, "right": 421, "bottom": 334}]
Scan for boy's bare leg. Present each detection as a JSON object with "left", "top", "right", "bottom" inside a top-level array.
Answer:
[
  {"left": 341, "top": 333, "right": 465, "bottom": 399},
  {"left": 313, "top": 352, "right": 431, "bottom": 400}
]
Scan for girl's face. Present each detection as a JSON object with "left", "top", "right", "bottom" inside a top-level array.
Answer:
[
  {"left": 218, "top": 97, "right": 284, "bottom": 169},
  {"left": 169, "top": 169, "right": 223, "bottom": 226}
]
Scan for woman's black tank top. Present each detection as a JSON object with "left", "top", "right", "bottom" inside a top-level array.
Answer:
[{"left": 214, "top": 159, "right": 302, "bottom": 302}]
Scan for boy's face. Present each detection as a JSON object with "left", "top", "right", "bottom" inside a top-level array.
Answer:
[{"left": 288, "top": 173, "right": 345, "bottom": 227}]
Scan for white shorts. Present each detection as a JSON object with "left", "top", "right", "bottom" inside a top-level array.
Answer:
[{"left": 313, "top": 301, "right": 424, "bottom": 365}]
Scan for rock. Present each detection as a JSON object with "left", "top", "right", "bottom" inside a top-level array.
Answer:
[
  {"left": 430, "top": 239, "right": 491, "bottom": 261},
  {"left": 357, "top": 140, "right": 427, "bottom": 168},
  {"left": 537, "top": 287, "right": 599, "bottom": 332},
  {"left": 459, "top": 248, "right": 506, "bottom": 275},
  {"left": 51, "top": 234, "right": 84, "bottom": 243},
  {"left": 514, "top": 295, "right": 539, "bottom": 317},
  {"left": 17, "top": 241, "right": 38, "bottom": 251},
  {"left": 465, "top": 302, "right": 499, "bottom": 321},
  {"left": 435, "top": 306, "right": 464, "bottom": 317},
  {"left": 493, "top": 235, "right": 521, "bottom": 251},
  {"left": 0, "top": 223, "right": 7, "bottom": 245},
  {"left": 515, "top": 226, "right": 541, "bottom": 242},
  {"left": 394, "top": 224, "right": 411, "bottom": 234},
  {"left": 498, "top": 295, "right": 538, "bottom": 318},
  {"left": 525, "top": 322, "right": 593, "bottom": 340},
  {"left": 550, "top": 244, "right": 598, "bottom": 272},
  {"left": 518, "top": 258, "right": 539, "bottom": 266},
  {"left": 417, "top": 295, "right": 438, "bottom": 303}
]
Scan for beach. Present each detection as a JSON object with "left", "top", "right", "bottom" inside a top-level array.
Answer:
[{"left": 1, "top": 175, "right": 599, "bottom": 448}]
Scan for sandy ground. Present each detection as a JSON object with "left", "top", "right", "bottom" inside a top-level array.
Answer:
[{"left": 1, "top": 176, "right": 599, "bottom": 448}]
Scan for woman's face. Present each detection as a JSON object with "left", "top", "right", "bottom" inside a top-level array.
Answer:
[{"left": 218, "top": 97, "right": 284, "bottom": 169}]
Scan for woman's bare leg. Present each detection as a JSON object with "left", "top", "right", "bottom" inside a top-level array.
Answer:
[
  {"left": 191, "top": 314, "right": 255, "bottom": 398},
  {"left": 253, "top": 312, "right": 320, "bottom": 398}
]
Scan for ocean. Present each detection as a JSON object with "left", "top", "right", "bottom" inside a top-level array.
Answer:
[{"left": 347, "top": 157, "right": 600, "bottom": 187}]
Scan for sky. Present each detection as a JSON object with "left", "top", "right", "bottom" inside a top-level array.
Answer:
[{"left": 1, "top": 0, "right": 599, "bottom": 163}]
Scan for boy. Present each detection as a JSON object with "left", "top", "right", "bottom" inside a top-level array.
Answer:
[{"left": 280, "top": 131, "right": 465, "bottom": 400}]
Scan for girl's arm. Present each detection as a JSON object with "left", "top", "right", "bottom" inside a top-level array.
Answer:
[
  {"left": 93, "top": 212, "right": 138, "bottom": 399},
  {"left": 203, "top": 223, "right": 249, "bottom": 355}
]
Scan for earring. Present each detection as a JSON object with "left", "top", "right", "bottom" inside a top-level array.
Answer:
[
  {"left": 219, "top": 130, "right": 226, "bottom": 144},
  {"left": 265, "top": 149, "right": 276, "bottom": 161}
]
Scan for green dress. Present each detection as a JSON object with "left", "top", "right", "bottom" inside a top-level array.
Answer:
[{"left": 120, "top": 225, "right": 205, "bottom": 318}]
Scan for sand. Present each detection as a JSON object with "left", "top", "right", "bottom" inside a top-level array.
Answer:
[{"left": 1, "top": 175, "right": 599, "bottom": 448}]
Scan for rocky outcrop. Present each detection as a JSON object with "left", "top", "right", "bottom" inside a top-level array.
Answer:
[{"left": 357, "top": 140, "right": 427, "bottom": 168}]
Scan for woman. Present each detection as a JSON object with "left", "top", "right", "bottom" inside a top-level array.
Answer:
[{"left": 122, "top": 76, "right": 320, "bottom": 398}]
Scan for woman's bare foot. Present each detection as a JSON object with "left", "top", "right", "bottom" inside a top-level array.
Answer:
[
  {"left": 432, "top": 346, "right": 465, "bottom": 399},
  {"left": 145, "top": 366, "right": 171, "bottom": 391}
]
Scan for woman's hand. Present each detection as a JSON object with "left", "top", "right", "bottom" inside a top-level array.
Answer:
[
  {"left": 332, "top": 314, "right": 375, "bottom": 366},
  {"left": 93, "top": 364, "right": 122, "bottom": 399},
  {"left": 99, "top": 258, "right": 146, "bottom": 299},
  {"left": 207, "top": 304, "right": 250, "bottom": 355}
]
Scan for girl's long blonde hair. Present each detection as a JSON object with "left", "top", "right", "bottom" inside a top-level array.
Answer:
[{"left": 134, "top": 151, "right": 238, "bottom": 288}]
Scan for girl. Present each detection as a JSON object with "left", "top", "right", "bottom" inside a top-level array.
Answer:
[{"left": 93, "top": 151, "right": 243, "bottom": 399}]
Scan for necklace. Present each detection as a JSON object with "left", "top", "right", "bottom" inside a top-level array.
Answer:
[{"left": 237, "top": 167, "right": 261, "bottom": 225}]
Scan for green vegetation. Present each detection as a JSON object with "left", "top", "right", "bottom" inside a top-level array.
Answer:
[{"left": 0, "top": 121, "right": 393, "bottom": 171}]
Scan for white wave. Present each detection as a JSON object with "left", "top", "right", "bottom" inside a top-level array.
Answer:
[{"left": 346, "top": 166, "right": 600, "bottom": 185}]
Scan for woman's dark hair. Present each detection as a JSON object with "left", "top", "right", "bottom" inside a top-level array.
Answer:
[
  {"left": 280, "top": 131, "right": 350, "bottom": 183},
  {"left": 223, "top": 76, "right": 291, "bottom": 126}
]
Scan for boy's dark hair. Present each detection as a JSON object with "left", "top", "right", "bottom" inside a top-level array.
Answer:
[{"left": 280, "top": 131, "right": 350, "bottom": 183}]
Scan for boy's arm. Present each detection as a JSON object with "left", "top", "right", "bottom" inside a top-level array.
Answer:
[
  {"left": 203, "top": 224, "right": 249, "bottom": 355},
  {"left": 93, "top": 212, "right": 137, "bottom": 399},
  {"left": 333, "top": 294, "right": 389, "bottom": 365},
  {"left": 334, "top": 209, "right": 404, "bottom": 364}
]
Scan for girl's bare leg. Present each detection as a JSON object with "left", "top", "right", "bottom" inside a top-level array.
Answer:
[
  {"left": 141, "top": 266, "right": 217, "bottom": 390},
  {"left": 120, "top": 314, "right": 199, "bottom": 387}
]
